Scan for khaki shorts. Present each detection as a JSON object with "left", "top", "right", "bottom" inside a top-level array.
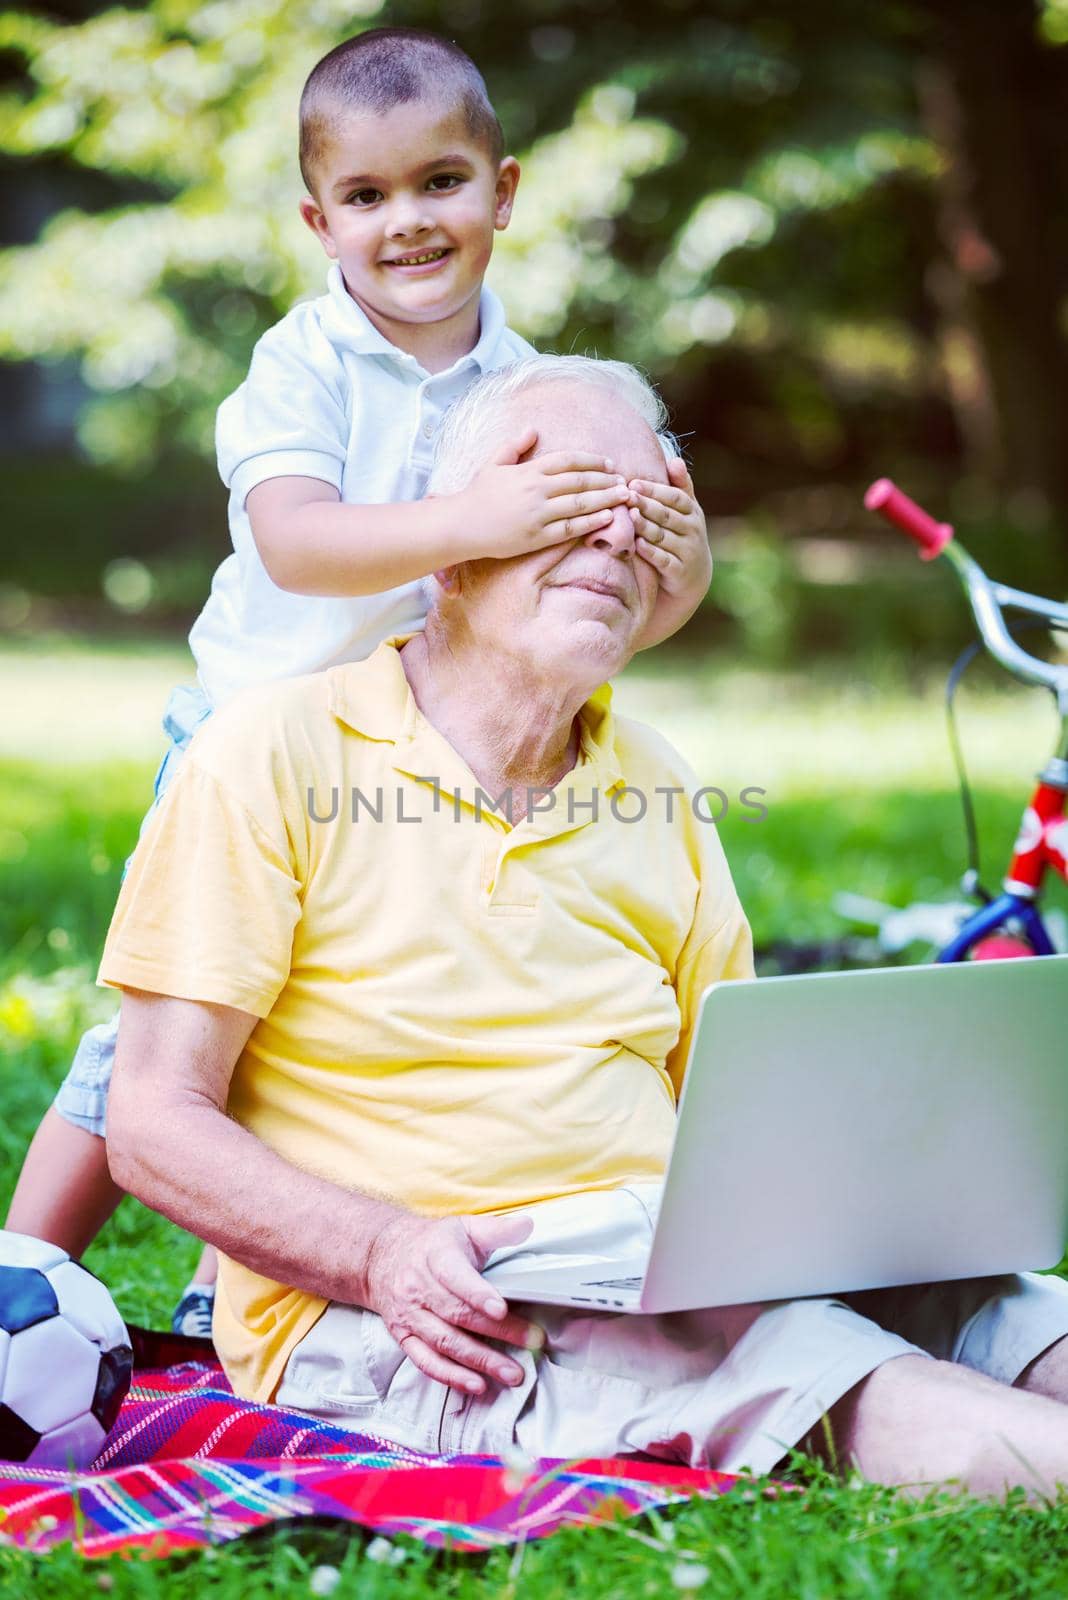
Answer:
[{"left": 273, "top": 1185, "right": 1068, "bottom": 1475}]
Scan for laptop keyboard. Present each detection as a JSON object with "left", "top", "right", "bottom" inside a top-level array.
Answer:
[{"left": 581, "top": 1276, "right": 643, "bottom": 1290}]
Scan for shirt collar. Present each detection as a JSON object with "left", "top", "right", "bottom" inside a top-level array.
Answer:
[
  {"left": 328, "top": 638, "right": 625, "bottom": 807},
  {"left": 327, "top": 636, "right": 418, "bottom": 740},
  {"left": 321, "top": 264, "right": 509, "bottom": 377}
]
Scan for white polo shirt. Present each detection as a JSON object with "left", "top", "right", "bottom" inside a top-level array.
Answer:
[{"left": 188, "top": 265, "right": 535, "bottom": 706}]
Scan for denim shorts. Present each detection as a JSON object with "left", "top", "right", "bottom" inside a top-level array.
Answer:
[
  {"left": 272, "top": 1185, "right": 1068, "bottom": 1475},
  {"left": 52, "top": 683, "right": 212, "bottom": 1138}
]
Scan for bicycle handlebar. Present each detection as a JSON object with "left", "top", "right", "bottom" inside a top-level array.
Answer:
[
  {"left": 864, "top": 478, "right": 1068, "bottom": 708},
  {"left": 864, "top": 478, "right": 953, "bottom": 560}
]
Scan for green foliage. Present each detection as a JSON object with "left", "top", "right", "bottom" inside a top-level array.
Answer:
[
  {"left": 0, "top": 0, "right": 942, "bottom": 473},
  {"left": 1040, "top": 0, "right": 1068, "bottom": 43},
  {"left": 1, "top": 448, "right": 223, "bottom": 621},
  {"left": 3, "top": 0, "right": 1067, "bottom": 660}
]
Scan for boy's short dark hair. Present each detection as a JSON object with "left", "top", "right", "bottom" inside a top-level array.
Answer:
[{"left": 300, "top": 27, "right": 504, "bottom": 196}]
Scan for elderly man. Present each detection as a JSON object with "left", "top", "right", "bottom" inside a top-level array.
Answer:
[{"left": 104, "top": 355, "right": 1068, "bottom": 1496}]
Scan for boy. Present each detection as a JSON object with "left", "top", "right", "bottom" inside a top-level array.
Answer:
[{"left": 5, "top": 28, "right": 712, "bottom": 1335}]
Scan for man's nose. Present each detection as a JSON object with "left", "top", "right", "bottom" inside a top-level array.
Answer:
[{"left": 583, "top": 500, "right": 635, "bottom": 558}]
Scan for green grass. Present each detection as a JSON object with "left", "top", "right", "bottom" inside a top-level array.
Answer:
[
  {"left": 9, "top": 1472, "right": 1068, "bottom": 1598},
  {"left": 2, "top": 637, "right": 1068, "bottom": 1594}
]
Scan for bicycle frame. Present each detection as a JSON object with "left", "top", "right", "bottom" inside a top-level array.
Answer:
[
  {"left": 939, "top": 759, "right": 1068, "bottom": 961},
  {"left": 865, "top": 480, "right": 1068, "bottom": 962}
]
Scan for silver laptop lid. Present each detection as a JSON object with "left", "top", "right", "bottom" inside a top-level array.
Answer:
[{"left": 642, "top": 956, "right": 1068, "bottom": 1311}]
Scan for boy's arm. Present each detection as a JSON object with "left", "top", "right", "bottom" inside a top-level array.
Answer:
[{"left": 248, "top": 435, "right": 631, "bottom": 597}]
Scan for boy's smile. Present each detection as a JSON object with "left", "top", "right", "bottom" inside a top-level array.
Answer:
[{"left": 300, "top": 100, "right": 519, "bottom": 371}]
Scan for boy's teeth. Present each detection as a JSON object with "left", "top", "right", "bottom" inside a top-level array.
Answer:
[{"left": 394, "top": 250, "right": 445, "bottom": 265}]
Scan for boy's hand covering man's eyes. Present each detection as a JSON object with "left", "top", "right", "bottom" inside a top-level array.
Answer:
[
  {"left": 456, "top": 427, "right": 632, "bottom": 560},
  {"left": 629, "top": 457, "right": 714, "bottom": 650}
]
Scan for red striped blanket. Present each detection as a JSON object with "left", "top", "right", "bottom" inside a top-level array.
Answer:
[{"left": 0, "top": 1327, "right": 747, "bottom": 1559}]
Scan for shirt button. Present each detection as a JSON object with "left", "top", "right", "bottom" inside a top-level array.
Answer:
[{"left": 422, "top": 421, "right": 434, "bottom": 439}]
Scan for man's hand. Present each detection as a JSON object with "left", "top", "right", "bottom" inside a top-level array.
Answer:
[
  {"left": 630, "top": 457, "right": 713, "bottom": 649},
  {"left": 364, "top": 1210, "right": 542, "bottom": 1394},
  {"left": 454, "top": 428, "right": 632, "bottom": 560}
]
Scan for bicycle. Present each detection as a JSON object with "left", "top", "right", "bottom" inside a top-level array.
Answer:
[{"left": 853, "top": 480, "right": 1068, "bottom": 963}]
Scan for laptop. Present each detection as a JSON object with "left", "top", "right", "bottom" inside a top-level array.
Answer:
[{"left": 483, "top": 956, "right": 1068, "bottom": 1312}]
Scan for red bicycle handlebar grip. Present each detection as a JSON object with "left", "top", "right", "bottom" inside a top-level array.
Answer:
[{"left": 864, "top": 479, "right": 953, "bottom": 560}]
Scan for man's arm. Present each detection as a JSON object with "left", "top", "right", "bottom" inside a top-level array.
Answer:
[
  {"left": 106, "top": 990, "right": 538, "bottom": 1393},
  {"left": 246, "top": 440, "right": 631, "bottom": 597}
]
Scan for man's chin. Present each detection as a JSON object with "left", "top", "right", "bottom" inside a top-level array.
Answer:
[{"left": 550, "top": 616, "right": 637, "bottom": 675}]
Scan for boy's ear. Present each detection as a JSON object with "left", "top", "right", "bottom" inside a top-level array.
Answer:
[
  {"left": 299, "top": 195, "right": 338, "bottom": 259},
  {"left": 493, "top": 158, "right": 520, "bottom": 232}
]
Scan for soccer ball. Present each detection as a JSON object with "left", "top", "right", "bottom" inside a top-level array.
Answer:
[{"left": 0, "top": 1230, "right": 133, "bottom": 1469}]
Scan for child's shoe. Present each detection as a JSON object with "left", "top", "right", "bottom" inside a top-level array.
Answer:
[{"left": 171, "top": 1281, "right": 216, "bottom": 1339}]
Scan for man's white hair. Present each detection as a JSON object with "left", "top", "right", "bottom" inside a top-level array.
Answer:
[{"left": 427, "top": 354, "right": 678, "bottom": 497}]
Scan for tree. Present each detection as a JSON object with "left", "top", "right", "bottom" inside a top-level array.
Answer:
[
  {"left": 920, "top": 0, "right": 1068, "bottom": 518},
  {"left": 1, "top": 0, "right": 1065, "bottom": 589}
]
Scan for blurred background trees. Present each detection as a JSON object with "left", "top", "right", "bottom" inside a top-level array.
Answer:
[{"left": 1, "top": 0, "right": 1067, "bottom": 662}]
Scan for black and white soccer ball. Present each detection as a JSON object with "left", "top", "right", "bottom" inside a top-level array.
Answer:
[{"left": 0, "top": 1230, "right": 133, "bottom": 1469}]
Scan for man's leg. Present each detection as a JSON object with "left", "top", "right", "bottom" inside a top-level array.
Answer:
[
  {"left": 1016, "top": 1333, "right": 1068, "bottom": 1404},
  {"left": 824, "top": 1352, "right": 1068, "bottom": 1499}
]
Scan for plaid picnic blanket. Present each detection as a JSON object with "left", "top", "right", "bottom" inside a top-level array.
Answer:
[{"left": 0, "top": 1326, "right": 745, "bottom": 1559}]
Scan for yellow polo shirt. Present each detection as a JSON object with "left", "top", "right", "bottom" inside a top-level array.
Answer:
[{"left": 100, "top": 639, "right": 753, "bottom": 1402}]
